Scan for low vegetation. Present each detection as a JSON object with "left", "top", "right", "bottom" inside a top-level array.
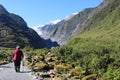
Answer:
[
  {"left": 0, "top": 49, "right": 13, "bottom": 64},
  {"left": 0, "top": 41, "right": 119, "bottom": 80}
]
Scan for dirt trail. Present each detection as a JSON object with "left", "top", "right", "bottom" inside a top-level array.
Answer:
[{"left": 0, "top": 63, "right": 37, "bottom": 80}]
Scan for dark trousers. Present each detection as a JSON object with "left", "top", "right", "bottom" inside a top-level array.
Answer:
[{"left": 14, "top": 60, "right": 21, "bottom": 72}]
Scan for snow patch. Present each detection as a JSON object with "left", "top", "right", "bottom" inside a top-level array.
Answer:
[
  {"left": 65, "top": 12, "right": 78, "bottom": 21},
  {"left": 32, "top": 26, "right": 43, "bottom": 35},
  {"left": 49, "top": 19, "right": 61, "bottom": 24}
]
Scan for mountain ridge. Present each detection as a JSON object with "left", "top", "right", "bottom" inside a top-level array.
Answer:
[
  {"left": 0, "top": 4, "right": 46, "bottom": 48},
  {"left": 34, "top": 0, "right": 110, "bottom": 46}
]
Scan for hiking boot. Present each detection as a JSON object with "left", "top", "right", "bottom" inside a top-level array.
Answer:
[{"left": 18, "top": 69, "right": 20, "bottom": 72}]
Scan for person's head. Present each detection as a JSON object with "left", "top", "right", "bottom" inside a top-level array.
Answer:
[{"left": 16, "top": 45, "right": 20, "bottom": 49}]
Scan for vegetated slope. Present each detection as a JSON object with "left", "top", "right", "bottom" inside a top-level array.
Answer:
[
  {"left": 0, "top": 4, "right": 46, "bottom": 48},
  {"left": 65, "top": 0, "right": 120, "bottom": 79}
]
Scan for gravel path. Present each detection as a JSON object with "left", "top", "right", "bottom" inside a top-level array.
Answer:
[{"left": 0, "top": 63, "right": 37, "bottom": 80}]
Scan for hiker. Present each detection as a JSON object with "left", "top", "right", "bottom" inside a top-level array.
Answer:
[{"left": 13, "top": 45, "right": 24, "bottom": 72}]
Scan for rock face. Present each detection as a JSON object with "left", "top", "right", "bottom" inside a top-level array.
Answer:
[
  {"left": 35, "top": 0, "right": 110, "bottom": 46},
  {"left": 0, "top": 4, "right": 46, "bottom": 48}
]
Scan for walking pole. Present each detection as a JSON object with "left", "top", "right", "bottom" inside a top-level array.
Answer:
[{"left": 22, "top": 58, "right": 24, "bottom": 72}]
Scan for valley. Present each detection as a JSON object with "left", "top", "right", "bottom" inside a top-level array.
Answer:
[{"left": 0, "top": 0, "right": 120, "bottom": 80}]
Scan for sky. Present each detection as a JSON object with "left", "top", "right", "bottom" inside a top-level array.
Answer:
[{"left": 0, "top": 0, "right": 103, "bottom": 27}]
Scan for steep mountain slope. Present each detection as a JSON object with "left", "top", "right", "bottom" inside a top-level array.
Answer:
[
  {"left": 35, "top": 0, "right": 110, "bottom": 45},
  {"left": 66, "top": 0, "right": 120, "bottom": 79},
  {"left": 78, "top": 0, "right": 120, "bottom": 38},
  {"left": 0, "top": 4, "right": 46, "bottom": 48}
]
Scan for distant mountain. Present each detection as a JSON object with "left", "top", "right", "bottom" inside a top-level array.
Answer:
[
  {"left": 0, "top": 4, "right": 46, "bottom": 48},
  {"left": 32, "top": 20, "right": 62, "bottom": 48},
  {"left": 34, "top": 0, "right": 110, "bottom": 46},
  {"left": 32, "top": 13, "right": 79, "bottom": 45}
]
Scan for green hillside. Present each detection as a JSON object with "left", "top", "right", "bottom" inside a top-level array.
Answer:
[{"left": 65, "top": 0, "right": 120, "bottom": 79}]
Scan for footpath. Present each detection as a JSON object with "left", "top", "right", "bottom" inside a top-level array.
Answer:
[{"left": 0, "top": 62, "right": 37, "bottom": 80}]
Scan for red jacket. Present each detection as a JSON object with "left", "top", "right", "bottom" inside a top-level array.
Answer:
[{"left": 13, "top": 49, "right": 24, "bottom": 61}]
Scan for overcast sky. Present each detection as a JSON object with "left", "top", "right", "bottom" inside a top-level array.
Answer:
[{"left": 0, "top": 0, "right": 103, "bottom": 27}]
